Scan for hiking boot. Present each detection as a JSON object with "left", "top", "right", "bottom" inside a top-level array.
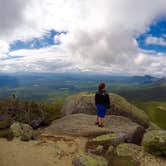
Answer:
[
  {"left": 95, "top": 122, "right": 99, "bottom": 125},
  {"left": 98, "top": 124, "right": 104, "bottom": 128}
]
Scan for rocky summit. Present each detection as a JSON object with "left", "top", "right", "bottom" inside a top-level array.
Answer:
[
  {"left": 0, "top": 92, "right": 166, "bottom": 166},
  {"left": 61, "top": 92, "right": 150, "bottom": 128}
]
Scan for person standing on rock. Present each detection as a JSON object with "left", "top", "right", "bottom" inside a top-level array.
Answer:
[{"left": 95, "top": 82, "right": 110, "bottom": 128}]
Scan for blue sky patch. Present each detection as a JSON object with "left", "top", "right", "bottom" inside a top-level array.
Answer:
[
  {"left": 10, "top": 29, "right": 66, "bottom": 51},
  {"left": 137, "top": 17, "right": 166, "bottom": 53}
]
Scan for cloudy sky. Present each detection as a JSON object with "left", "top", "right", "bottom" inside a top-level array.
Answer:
[{"left": 0, "top": 0, "right": 166, "bottom": 76}]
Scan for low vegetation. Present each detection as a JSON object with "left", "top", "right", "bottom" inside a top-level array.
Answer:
[
  {"left": 133, "top": 101, "right": 166, "bottom": 129},
  {"left": 0, "top": 94, "right": 64, "bottom": 130}
]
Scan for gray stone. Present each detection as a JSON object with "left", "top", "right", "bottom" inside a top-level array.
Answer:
[
  {"left": 10, "top": 122, "right": 33, "bottom": 141},
  {"left": 45, "top": 114, "right": 145, "bottom": 144},
  {"left": 142, "top": 130, "right": 166, "bottom": 156},
  {"left": 61, "top": 92, "right": 150, "bottom": 128}
]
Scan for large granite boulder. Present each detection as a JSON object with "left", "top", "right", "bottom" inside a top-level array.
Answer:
[
  {"left": 44, "top": 114, "right": 144, "bottom": 144},
  {"left": 72, "top": 152, "right": 108, "bottom": 166},
  {"left": 142, "top": 130, "right": 166, "bottom": 157},
  {"left": 61, "top": 92, "right": 150, "bottom": 128}
]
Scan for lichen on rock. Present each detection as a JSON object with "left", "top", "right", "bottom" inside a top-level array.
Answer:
[
  {"left": 10, "top": 122, "right": 23, "bottom": 137},
  {"left": 142, "top": 130, "right": 166, "bottom": 157},
  {"left": 89, "top": 133, "right": 125, "bottom": 146},
  {"left": 10, "top": 122, "right": 33, "bottom": 141},
  {"left": 72, "top": 152, "right": 108, "bottom": 166},
  {"left": 116, "top": 143, "right": 142, "bottom": 157}
]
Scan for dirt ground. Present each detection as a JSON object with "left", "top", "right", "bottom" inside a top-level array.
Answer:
[
  {"left": 0, "top": 134, "right": 165, "bottom": 166},
  {"left": 0, "top": 134, "right": 87, "bottom": 166}
]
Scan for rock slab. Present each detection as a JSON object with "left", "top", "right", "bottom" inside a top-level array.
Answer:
[{"left": 45, "top": 114, "right": 144, "bottom": 144}]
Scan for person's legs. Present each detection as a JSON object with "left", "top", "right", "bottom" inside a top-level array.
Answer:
[
  {"left": 96, "top": 104, "right": 100, "bottom": 125},
  {"left": 98, "top": 117, "right": 101, "bottom": 125},
  {"left": 96, "top": 104, "right": 106, "bottom": 127},
  {"left": 98, "top": 117, "right": 104, "bottom": 127},
  {"left": 95, "top": 116, "right": 99, "bottom": 124},
  {"left": 98, "top": 105, "right": 105, "bottom": 127},
  {"left": 101, "top": 118, "right": 104, "bottom": 125}
]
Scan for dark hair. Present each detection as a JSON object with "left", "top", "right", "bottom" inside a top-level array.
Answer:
[{"left": 98, "top": 82, "right": 106, "bottom": 94}]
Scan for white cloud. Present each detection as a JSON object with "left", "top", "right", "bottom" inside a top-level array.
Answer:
[
  {"left": 146, "top": 36, "right": 166, "bottom": 46},
  {"left": 0, "top": 0, "right": 29, "bottom": 41},
  {"left": 0, "top": 0, "right": 166, "bottom": 76},
  {"left": 0, "top": 40, "right": 9, "bottom": 59},
  {"left": 5, "top": 46, "right": 77, "bottom": 73},
  {"left": 0, "top": 40, "right": 9, "bottom": 54}
]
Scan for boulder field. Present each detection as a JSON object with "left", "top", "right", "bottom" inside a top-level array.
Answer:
[{"left": 1, "top": 92, "right": 166, "bottom": 166}]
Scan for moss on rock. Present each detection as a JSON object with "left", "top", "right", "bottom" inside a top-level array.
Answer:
[
  {"left": 105, "top": 145, "right": 114, "bottom": 158},
  {"left": 142, "top": 130, "right": 166, "bottom": 157},
  {"left": 116, "top": 143, "right": 142, "bottom": 157},
  {"left": 10, "top": 122, "right": 23, "bottom": 137},
  {"left": 93, "top": 133, "right": 117, "bottom": 142},
  {"left": 72, "top": 152, "right": 108, "bottom": 166},
  {"left": 95, "top": 145, "right": 104, "bottom": 154},
  {"left": 113, "top": 143, "right": 142, "bottom": 166},
  {"left": 89, "top": 133, "right": 125, "bottom": 147},
  {"left": 10, "top": 122, "right": 33, "bottom": 141},
  {"left": 20, "top": 124, "right": 33, "bottom": 141}
]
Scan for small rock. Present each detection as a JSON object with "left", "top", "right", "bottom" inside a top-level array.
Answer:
[
  {"left": 116, "top": 143, "right": 142, "bottom": 157},
  {"left": 115, "top": 143, "right": 142, "bottom": 166},
  {"left": 72, "top": 152, "right": 108, "bottom": 166},
  {"left": 142, "top": 130, "right": 166, "bottom": 157},
  {"left": 88, "top": 133, "right": 126, "bottom": 147},
  {"left": 20, "top": 124, "right": 33, "bottom": 141},
  {"left": 105, "top": 145, "right": 114, "bottom": 157},
  {"left": 10, "top": 122, "right": 23, "bottom": 137},
  {"left": 30, "top": 118, "right": 43, "bottom": 129},
  {"left": 10, "top": 122, "right": 33, "bottom": 141},
  {"left": 95, "top": 145, "right": 104, "bottom": 154},
  {"left": 21, "top": 134, "right": 31, "bottom": 141}
]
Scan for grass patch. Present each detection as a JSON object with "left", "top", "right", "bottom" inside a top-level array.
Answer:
[{"left": 133, "top": 101, "right": 166, "bottom": 129}]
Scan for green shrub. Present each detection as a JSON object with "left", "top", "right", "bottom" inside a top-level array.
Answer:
[
  {"left": 0, "top": 129, "right": 14, "bottom": 140},
  {"left": 42, "top": 99, "right": 63, "bottom": 125},
  {"left": 0, "top": 96, "right": 64, "bottom": 128}
]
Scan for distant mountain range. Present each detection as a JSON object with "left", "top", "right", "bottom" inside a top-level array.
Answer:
[
  {"left": 0, "top": 73, "right": 165, "bottom": 101},
  {"left": 0, "top": 73, "right": 163, "bottom": 87}
]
